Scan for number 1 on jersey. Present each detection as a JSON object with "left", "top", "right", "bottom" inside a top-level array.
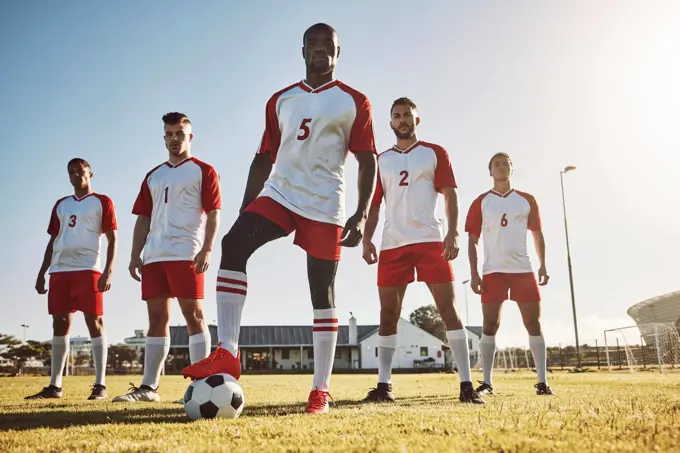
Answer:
[
  {"left": 164, "top": 187, "right": 169, "bottom": 203},
  {"left": 297, "top": 118, "right": 312, "bottom": 141}
]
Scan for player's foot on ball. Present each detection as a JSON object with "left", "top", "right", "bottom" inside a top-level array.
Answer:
[
  {"left": 112, "top": 383, "right": 160, "bottom": 402},
  {"left": 535, "top": 382, "right": 555, "bottom": 395},
  {"left": 459, "top": 381, "right": 486, "bottom": 405},
  {"left": 475, "top": 381, "right": 494, "bottom": 396},
  {"left": 87, "top": 384, "right": 107, "bottom": 400},
  {"left": 306, "top": 389, "right": 333, "bottom": 414},
  {"left": 181, "top": 342, "right": 241, "bottom": 381},
  {"left": 25, "top": 385, "right": 62, "bottom": 400},
  {"left": 361, "top": 383, "right": 395, "bottom": 403}
]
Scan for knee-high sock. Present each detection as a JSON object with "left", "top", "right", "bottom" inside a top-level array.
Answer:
[
  {"left": 377, "top": 334, "right": 398, "bottom": 384},
  {"left": 50, "top": 335, "right": 70, "bottom": 388},
  {"left": 529, "top": 334, "right": 547, "bottom": 384},
  {"left": 446, "top": 329, "right": 472, "bottom": 383},
  {"left": 141, "top": 337, "right": 170, "bottom": 389},
  {"left": 312, "top": 308, "right": 338, "bottom": 391},
  {"left": 91, "top": 335, "right": 107, "bottom": 386},
  {"left": 189, "top": 331, "right": 211, "bottom": 364},
  {"left": 480, "top": 334, "right": 496, "bottom": 386},
  {"left": 216, "top": 270, "right": 247, "bottom": 357}
]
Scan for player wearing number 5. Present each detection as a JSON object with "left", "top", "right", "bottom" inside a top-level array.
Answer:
[
  {"left": 465, "top": 152, "right": 554, "bottom": 396},
  {"left": 113, "top": 112, "right": 221, "bottom": 403}
]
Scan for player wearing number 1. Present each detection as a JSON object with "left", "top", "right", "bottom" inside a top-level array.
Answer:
[
  {"left": 465, "top": 152, "right": 554, "bottom": 396},
  {"left": 361, "top": 98, "right": 484, "bottom": 405},
  {"left": 182, "top": 23, "right": 377, "bottom": 415},
  {"left": 27, "top": 158, "right": 117, "bottom": 401},
  {"left": 112, "top": 112, "right": 221, "bottom": 403}
]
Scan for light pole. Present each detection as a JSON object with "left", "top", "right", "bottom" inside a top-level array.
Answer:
[
  {"left": 462, "top": 279, "right": 470, "bottom": 327},
  {"left": 560, "top": 166, "right": 582, "bottom": 369},
  {"left": 21, "top": 324, "right": 29, "bottom": 343}
]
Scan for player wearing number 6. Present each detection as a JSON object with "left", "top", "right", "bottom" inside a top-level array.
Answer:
[
  {"left": 182, "top": 23, "right": 377, "bottom": 415},
  {"left": 465, "top": 152, "right": 554, "bottom": 396},
  {"left": 113, "top": 112, "right": 221, "bottom": 403},
  {"left": 360, "top": 97, "right": 484, "bottom": 405}
]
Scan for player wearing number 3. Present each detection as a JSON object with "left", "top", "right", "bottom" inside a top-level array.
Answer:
[
  {"left": 113, "top": 112, "right": 222, "bottom": 403},
  {"left": 182, "top": 23, "right": 377, "bottom": 415},
  {"left": 465, "top": 152, "right": 554, "bottom": 396}
]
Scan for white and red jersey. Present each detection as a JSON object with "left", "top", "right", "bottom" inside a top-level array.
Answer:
[
  {"left": 372, "top": 141, "right": 457, "bottom": 251},
  {"left": 465, "top": 189, "right": 542, "bottom": 274},
  {"left": 47, "top": 193, "right": 117, "bottom": 273},
  {"left": 132, "top": 157, "right": 221, "bottom": 265},
  {"left": 256, "top": 79, "right": 376, "bottom": 226}
]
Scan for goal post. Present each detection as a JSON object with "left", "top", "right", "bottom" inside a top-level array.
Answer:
[{"left": 604, "top": 323, "right": 680, "bottom": 373}]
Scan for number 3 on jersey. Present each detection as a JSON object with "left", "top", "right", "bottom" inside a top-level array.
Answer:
[
  {"left": 68, "top": 215, "right": 77, "bottom": 227},
  {"left": 297, "top": 118, "right": 312, "bottom": 141}
]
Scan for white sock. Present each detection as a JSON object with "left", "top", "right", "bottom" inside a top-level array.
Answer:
[
  {"left": 189, "top": 331, "right": 211, "bottom": 364},
  {"left": 377, "top": 334, "right": 398, "bottom": 384},
  {"left": 529, "top": 334, "right": 547, "bottom": 384},
  {"left": 50, "top": 335, "right": 70, "bottom": 388},
  {"left": 446, "top": 329, "right": 472, "bottom": 383},
  {"left": 312, "top": 308, "right": 338, "bottom": 391},
  {"left": 141, "top": 337, "right": 170, "bottom": 389},
  {"left": 216, "top": 269, "right": 247, "bottom": 357},
  {"left": 91, "top": 335, "right": 107, "bottom": 386},
  {"left": 480, "top": 334, "right": 496, "bottom": 386}
]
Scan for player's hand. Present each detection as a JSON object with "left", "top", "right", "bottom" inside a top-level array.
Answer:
[
  {"left": 339, "top": 212, "right": 366, "bottom": 248},
  {"left": 362, "top": 241, "right": 378, "bottom": 265},
  {"left": 129, "top": 256, "right": 143, "bottom": 282},
  {"left": 35, "top": 274, "right": 47, "bottom": 295},
  {"left": 538, "top": 266, "right": 550, "bottom": 286},
  {"left": 471, "top": 273, "right": 484, "bottom": 295},
  {"left": 442, "top": 230, "right": 459, "bottom": 261},
  {"left": 98, "top": 269, "right": 113, "bottom": 292},
  {"left": 192, "top": 249, "right": 211, "bottom": 274}
]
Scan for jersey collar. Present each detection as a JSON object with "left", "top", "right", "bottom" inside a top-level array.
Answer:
[
  {"left": 72, "top": 192, "right": 94, "bottom": 202},
  {"left": 391, "top": 141, "right": 421, "bottom": 154},
  {"left": 299, "top": 79, "right": 340, "bottom": 93},
  {"left": 490, "top": 188, "right": 515, "bottom": 198},
  {"left": 165, "top": 157, "right": 192, "bottom": 168}
]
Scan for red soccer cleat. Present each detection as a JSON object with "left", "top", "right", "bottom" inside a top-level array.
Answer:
[
  {"left": 181, "top": 342, "right": 241, "bottom": 381},
  {"left": 306, "top": 388, "right": 334, "bottom": 414}
]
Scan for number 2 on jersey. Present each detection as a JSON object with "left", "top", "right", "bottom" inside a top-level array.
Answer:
[
  {"left": 399, "top": 170, "right": 409, "bottom": 186},
  {"left": 297, "top": 118, "right": 312, "bottom": 141},
  {"left": 500, "top": 213, "right": 508, "bottom": 227},
  {"left": 68, "top": 215, "right": 77, "bottom": 227}
]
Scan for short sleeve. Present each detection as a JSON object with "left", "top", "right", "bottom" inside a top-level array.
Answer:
[
  {"left": 465, "top": 195, "right": 484, "bottom": 238},
  {"left": 527, "top": 195, "right": 542, "bottom": 231},
  {"left": 371, "top": 169, "right": 384, "bottom": 207},
  {"left": 98, "top": 196, "right": 118, "bottom": 232},
  {"left": 256, "top": 94, "right": 282, "bottom": 163},
  {"left": 348, "top": 95, "right": 376, "bottom": 154},
  {"left": 47, "top": 199, "right": 63, "bottom": 237},
  {"left": 132, "top": 177, "right": 153, "bottom": 217},
  {"left": 431, "top": 145, "right": 456, "bottom": 191},
  {"left": 201, "top": 165, "right": 222, "bottom": 212}
]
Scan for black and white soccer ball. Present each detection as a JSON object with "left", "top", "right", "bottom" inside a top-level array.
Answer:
[{"left": 183, "top": 373, "right": 244, "bottom": 421}]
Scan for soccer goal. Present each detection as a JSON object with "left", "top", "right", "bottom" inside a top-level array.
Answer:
[{"left": 604, "top": 323, "right": 680, "bottom": 373}]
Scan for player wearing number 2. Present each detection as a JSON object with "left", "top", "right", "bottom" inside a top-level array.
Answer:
[
  {"left": 112, "top": 112, "right": 221, "bottom": 403},
  {"left": 465, "top": 152, "right": 554, "bottom": 396},
  {"left": 27, "top": 158, "right": 117, "bottom": 401},
  {"left": 360, "top": 97, "right": 484, "bottom": 405},
  {"left": 182, "top": 23, "right": 377, "bottom": 415}
]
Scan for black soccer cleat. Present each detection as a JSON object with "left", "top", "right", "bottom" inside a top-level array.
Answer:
[
  {"left": 460, "top": 381, "right": 486, "bottom": 405},
  {"left": 475, "top": 381, "right": 494, "bottom": 396},
  {"left": 535, "top": 382, "right": 555, "bottom": 395},
  {"left": 88, "top": 384, "right": 108, "bottom": 400},
  {"left": 25, "top": 385, "right": 63, "bottom": 400},
  {"left": 361, "top": 383, "right": 395, "bottom": 403}
]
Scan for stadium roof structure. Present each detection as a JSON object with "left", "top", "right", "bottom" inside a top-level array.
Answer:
[{"left": 627, "top": 290, "right": 680, "bottom": 328}]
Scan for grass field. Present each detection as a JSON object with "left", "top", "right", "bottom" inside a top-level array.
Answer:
[{"left": 1, "top": 371, "right": 680, "bottom": 452}]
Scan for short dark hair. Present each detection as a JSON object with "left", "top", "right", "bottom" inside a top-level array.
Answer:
[
  {"left": 488, "top": 152, "right": 512, "bottom": 171},
  {"left": 391, "top": 97, "right": 417, "bottom": 115},
  {"left": 303, "top": 23, "right": 337, "bottom": 43},
  {"left": 67, "top": 158, "right": 91, "bottom": 171},
  {"left": 162, "top": 112, "right": 191, "bottom": 126}
]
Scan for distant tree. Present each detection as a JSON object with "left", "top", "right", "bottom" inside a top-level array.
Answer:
[
  {"left": 409, "top": 305, "right": 446, "bottom": 342},
  {"left": 0, "top": 334, "right": 22, "bottom": 348},
  {"left": 1, "top": 340, "right": 51, "bottom": 372},
  {"left": 75, "top": 351, "right": 90, "bottom": 367},
  {"left": 107, "top": 345, "right": 138, "bottom": 369}
]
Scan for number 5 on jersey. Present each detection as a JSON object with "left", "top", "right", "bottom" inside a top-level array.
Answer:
[{"left": 297, "top": 118, "right": 312, "bottom": 141}]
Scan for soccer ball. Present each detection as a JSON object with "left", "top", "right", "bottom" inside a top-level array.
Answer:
[{"left": 183, "top": 373, "right": 244, "bottom": 421}]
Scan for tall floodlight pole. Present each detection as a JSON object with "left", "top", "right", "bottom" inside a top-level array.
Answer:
[
  {"left": 462, "top": 279, "right": 471, "bottom": 327},
  {"left": 560, "top": 166, "right": 582, "bottom": 369},
  {"left": 21, "top": 324, "right": 29, "bottom": 343}
]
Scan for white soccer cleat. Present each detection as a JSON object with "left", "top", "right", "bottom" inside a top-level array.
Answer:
[{"left": 112, "top": 383, "right": 160, "bottom": 402}]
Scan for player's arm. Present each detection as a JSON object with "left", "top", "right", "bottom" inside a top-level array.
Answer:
[
  {"left": 129, "top": 216, "right": 150, "bottom": 282},
  {"left": 468, "top": 234, "right": 483, "bottom": 294},
  {"left": 99, "top": 230, "right": 118, "bottom": 292},
  {"left": 35, "top": 236, "right": 55, "bottom": 294},
  {"left": 532, "top": 229, "right": 549, "bottom": 285},
  {"left": 239, "top": 154, "right": 272, "bottom": 213},
  {"left": 361, "top": 169, "right": 382, "bottom": 264},
  {"left": 340, "top": 152, "right": 377, "bottom": 247},
  {"left": 441, "top": 187, "right": 460, "bottom": 261}
]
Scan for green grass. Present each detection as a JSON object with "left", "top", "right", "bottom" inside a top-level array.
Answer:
[{"left": 2, "top": 371, "right": 680, "bottom": 452}]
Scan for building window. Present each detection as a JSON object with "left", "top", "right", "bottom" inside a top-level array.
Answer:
[
  {"left": 420, "top": 347, "right": 428, "bottom": 357},
  {"left": 308, "top": 349, "right": 314, "bottom": 359},
  {"left": 282, "top": 349, "right": 290, "bottom": 360},
  {"left": 335, "top": 349, "right": 342, "bottom": 359}
]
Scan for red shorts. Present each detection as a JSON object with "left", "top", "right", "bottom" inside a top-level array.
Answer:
[
  {"left": 141, "top": 261, "right": 204, "bottom": 300},
  {"left": 378, "top": 242, "right": 454, "bottom": 287},
  {"left": 48, "top": 270, "right": 104, "bottom": 316},
  {"left": 481, "top": 272, "right": 541, "bottom": 303},
  {"left": 244, "top": 196, "right": 343, "bottom": 261}
]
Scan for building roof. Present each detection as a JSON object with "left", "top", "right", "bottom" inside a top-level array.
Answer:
[{"left": 168, "top": 324, "right": 380, "bottom": 347}]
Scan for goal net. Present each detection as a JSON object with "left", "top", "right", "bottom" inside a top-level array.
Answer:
[{"left": 604, "top": 323, "right": 680, "bottom": 372}]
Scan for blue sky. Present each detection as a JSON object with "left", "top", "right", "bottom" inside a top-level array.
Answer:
[{"left": 2, "top": 1, "right": 679, "bottom": 348}]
